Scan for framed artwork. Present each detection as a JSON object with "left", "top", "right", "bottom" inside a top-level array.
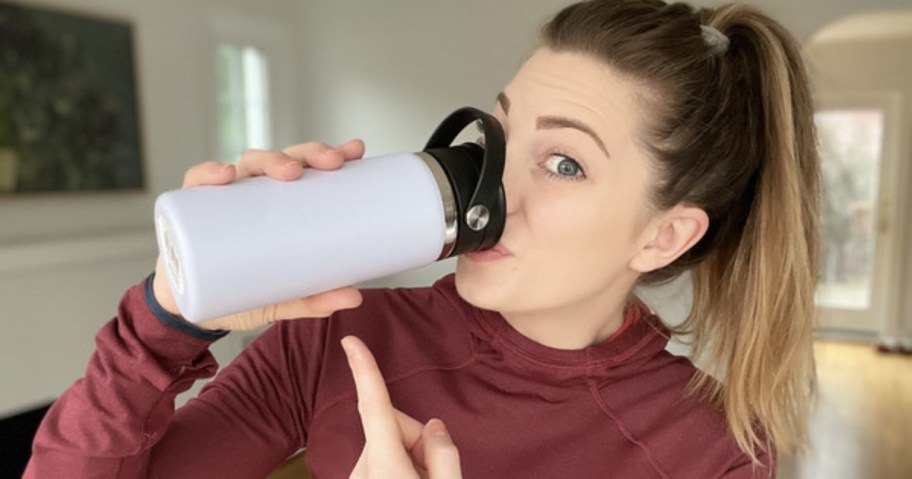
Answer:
[{"left": 0, "top": 1, "right": 143, "bottom": 194}]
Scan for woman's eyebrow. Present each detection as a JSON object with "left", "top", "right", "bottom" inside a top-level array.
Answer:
[
  {"left": 497, "top": 91, "right": 611, "bottom": 159},
  {"left": 496, "top": 91, "right": 511, "bottom": 114},
  {"left": 537, "top": 116, "right": 611, "bottom": 159}
]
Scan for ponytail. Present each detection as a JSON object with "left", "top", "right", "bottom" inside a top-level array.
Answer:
[{"left": 686, "top": 4, "right": 820, "bottom": 461}]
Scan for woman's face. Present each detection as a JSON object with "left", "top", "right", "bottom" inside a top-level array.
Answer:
[{"left": 455, "top": 48, "right": 659, "bottom": 319}]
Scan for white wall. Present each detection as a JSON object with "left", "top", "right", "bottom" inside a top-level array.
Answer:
[
  {"left": 0, "top": 0, "right": 303, "bottom": 416},
  {"left": 704, "top": 0, "right": 912, "bottom": 40},
  {"left": 4, "top": 0, "right": 912, "bottom": 417},
  {"left": 0, "top": 237, "right": 155, "bottom": 415}
]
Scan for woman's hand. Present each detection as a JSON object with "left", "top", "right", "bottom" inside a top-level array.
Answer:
[
  {"left": 151, "top": 140, "right": 366, "bottom": 331},
  {"left": 342, "top": 336, "right": 463, "bottom": 479}
]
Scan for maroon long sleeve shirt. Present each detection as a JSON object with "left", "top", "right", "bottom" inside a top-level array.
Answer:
[{"left": 25, "top": 274, "right": 771, "bottom": 478}]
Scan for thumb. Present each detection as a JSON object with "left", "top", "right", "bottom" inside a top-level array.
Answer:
[
  {"left": 275, "top": 286, "right": 363, "bottom": 320},
  {"left": 421, "top": 419, "right": 461, "bottom": 479},
  {"left": 195, "top": 286, "right": 363, "bottom": 331}
]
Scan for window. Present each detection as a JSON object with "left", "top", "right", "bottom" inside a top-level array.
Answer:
[
  {"left": 815, "top": 110, "right": 885, "bottom": 310},
  {"left": 216, "top": 43, "right": 271, "bottom": 163}
]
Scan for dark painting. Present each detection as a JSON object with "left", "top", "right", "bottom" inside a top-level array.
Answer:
[{"left": 0, "top": 2, "right": 143, "bottom": 194}]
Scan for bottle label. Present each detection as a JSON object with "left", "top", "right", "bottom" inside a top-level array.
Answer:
[{"left": 157, "top": 215, "right": 185, "bottom": 296}]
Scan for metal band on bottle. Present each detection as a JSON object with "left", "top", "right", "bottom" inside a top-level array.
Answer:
[{"left": 417, "top": 152, "right": 459, "bottom": 260}]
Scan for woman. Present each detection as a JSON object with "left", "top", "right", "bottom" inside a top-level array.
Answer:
[{"left": 26, "top": 0, "right": 818, "bottom": 477}]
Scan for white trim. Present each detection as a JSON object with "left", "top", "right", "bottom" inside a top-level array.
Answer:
[
  {"left": 815, "top": 90, "right": 906, "bottom": 335},
  {"left": 0, "top": 230, "right": 157, "bottom": 274},
  {"left": 810, "top": 10, "right": 912, "bottom": 44}
]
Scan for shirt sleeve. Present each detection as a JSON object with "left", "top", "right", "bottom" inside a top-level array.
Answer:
[{"left": 24, "top": 275, "right": 313, "bottom": 478}]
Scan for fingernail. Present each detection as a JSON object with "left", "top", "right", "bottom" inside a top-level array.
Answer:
[
  {"left": 340, "top": 336, "right": 356, "bottom": 358},
  {"left": 428, "top": 418, "right": 449, "bottom": 437}
]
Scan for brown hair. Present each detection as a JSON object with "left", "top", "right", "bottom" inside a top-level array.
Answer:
[{"left": 542, "top": 0, "right": 820, "bottom": 465}]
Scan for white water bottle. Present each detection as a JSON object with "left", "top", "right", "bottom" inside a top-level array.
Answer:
[{"left": 154, "top": 107, "right": 506, "bottom": 323}]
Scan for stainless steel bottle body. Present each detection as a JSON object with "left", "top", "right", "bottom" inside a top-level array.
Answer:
[{"left": 155, "top": 152, "right": 454, "bottom": 323}]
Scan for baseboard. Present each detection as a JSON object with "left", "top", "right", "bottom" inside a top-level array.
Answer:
[{"left": 0, "top": 230, "right": 157, "bottom": 274}]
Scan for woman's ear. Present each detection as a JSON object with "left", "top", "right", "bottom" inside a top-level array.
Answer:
[{"left": 629, "top": 205, "right": 709, "bottom": 273}]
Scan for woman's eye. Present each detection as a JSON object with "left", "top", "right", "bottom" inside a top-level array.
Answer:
[{"left": 543, "top": 154, "right": 585, "bottom": 180}]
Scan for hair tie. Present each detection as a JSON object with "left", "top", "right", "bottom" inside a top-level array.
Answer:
[{"left": 701, "top": 25, "right": 730, "bottom": 55}]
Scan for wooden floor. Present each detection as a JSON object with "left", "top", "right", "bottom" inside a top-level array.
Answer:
[
  {"left": 270, "top": 340, "right": 911, "bottom": 479},
  {"left": 779, "top": 340, "right": 912, "bottom": 479},
  {"left": 270, "top": 451, "right": 310, "bottom": 479}
]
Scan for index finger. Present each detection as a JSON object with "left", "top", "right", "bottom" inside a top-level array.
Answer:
[
  {"left": 341, "top": 336, "right": 414, "bottom": 469},
  {"left": 282, "top": 138, "right": 365, "bottom": 170},
  {"left": 234, "top": 149, "right": 302, "bottom": 180}
]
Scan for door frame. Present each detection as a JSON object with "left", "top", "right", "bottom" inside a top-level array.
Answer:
[{"left": 814, "top": 89, "right": 905, "bottom": 335}]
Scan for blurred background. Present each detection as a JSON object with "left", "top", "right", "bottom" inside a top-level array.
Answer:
[{"left": 0, "top": 0, "right": 910, "bottom": 477}]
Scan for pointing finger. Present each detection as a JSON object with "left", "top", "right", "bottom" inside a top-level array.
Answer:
[{"left": 342, "top": 336, "right": 415, "bottom": 475}]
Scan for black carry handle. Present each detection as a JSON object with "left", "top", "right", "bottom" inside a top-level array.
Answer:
[{"left": 423, "top": 107, "right": 507, "bottom": 255}]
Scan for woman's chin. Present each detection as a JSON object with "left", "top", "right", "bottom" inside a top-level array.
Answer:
[{"left": 454, "top": 257, "right": 507, "bottom": 311}]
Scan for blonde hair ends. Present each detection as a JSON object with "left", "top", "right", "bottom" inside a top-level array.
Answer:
[{"left": 687, "top": 4, "right": 820, "bottom": 462}]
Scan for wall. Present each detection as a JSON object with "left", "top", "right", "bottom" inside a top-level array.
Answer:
[
  {"left": 0, "top": 0, "right": 303, "bottom": 416},
  {"left": 697, "top": 0, "right": 912, "bottom": 41}
]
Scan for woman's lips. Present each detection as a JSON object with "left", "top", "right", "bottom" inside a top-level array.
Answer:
[{"left": 463, "top": 242, "right": 512, "bottom": 261}]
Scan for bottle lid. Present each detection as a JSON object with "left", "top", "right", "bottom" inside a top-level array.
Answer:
[{"left": 423, "top": 107, "right": 506, "bottom": 256}]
